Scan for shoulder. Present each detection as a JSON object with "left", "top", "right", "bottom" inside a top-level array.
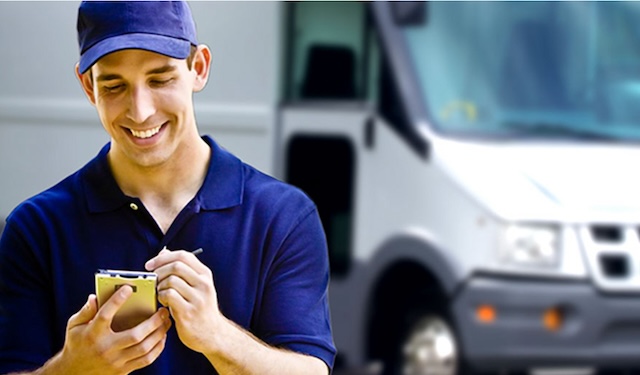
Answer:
[
  {"left": 0, "top": 169, "right": 83, "bottom": 272},
  {"left": 6, "top": 144, "right": 111, "bottom": 228},
  {"left": 233, "top": 161, "right": 325, "bottom": 254},
  {"left": 8, "top": 173, "right": 79, "bottom": 223},
  {"left": 5, "top": 155, "right": 97, "bottom": 231},
  {"left": 242, "top": 162, "right": 317, "bottom": 220}
]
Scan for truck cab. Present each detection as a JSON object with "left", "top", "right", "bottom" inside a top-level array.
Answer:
[{"left": 280, "top": 2, "right": 640, "bottom": 374}]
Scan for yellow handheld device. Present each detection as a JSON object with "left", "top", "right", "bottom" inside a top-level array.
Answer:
[{"left": 95, "top": 269, "right": 157, "bottom": 332}]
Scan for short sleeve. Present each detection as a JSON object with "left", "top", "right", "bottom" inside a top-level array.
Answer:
[
  {"left": 0, "top": 213, "right": 57, "bottom": 373},
  {"left": 256, "top": 205, "right": 337, "bottom": 370}
]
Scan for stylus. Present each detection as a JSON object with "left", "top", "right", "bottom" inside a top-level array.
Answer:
[{"left": 191, "top": 248, "right": 204, "bottom": 256}]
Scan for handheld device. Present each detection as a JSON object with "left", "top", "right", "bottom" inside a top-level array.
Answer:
[{"left": 95, "top": 269, "right": 157, "bottom": 332}]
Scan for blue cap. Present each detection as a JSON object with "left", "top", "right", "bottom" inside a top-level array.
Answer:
[{"left": 77, "top": 1, "right": 198, "bottom": 73}]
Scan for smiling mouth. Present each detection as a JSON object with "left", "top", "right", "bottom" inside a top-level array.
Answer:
[{"left": 129, "top": 124, "right": 163, "bottom": 139}]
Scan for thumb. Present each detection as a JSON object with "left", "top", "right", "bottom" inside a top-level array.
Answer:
[{"left": 68, "top": 294, "right": 97, "bottom": 328}]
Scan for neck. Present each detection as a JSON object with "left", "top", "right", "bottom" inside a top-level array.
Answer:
[{"left": 108, "top": 137, "right": 211, "bottom": 232}]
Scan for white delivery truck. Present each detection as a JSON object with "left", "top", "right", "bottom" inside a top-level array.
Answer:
[{"left": 3, "top": 2, "right": 640, "bottom": 375}]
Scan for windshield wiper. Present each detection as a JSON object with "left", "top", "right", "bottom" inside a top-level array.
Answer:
[{"left": 502, "top": 121, "right": 621, "bottom": 141}]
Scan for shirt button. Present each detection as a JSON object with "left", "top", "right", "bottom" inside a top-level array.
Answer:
[{"left": 129, "top": 203, "right": 139, "bottom": 211}]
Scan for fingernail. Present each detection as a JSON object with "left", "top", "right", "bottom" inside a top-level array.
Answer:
[
  {"left": 145, "top": 260, "right": 154, "bottom": 271},
  {"left": 120, "top": 285, "right": 133, "bottom": 296}
]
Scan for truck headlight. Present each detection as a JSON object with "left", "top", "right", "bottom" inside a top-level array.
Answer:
[{"left": 500, "top": 224, "right": 560, "bottom": 268}]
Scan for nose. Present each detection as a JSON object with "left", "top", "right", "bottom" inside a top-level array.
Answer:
[{"left": 126, "top": 85, "right": 155, "bottom": 124}]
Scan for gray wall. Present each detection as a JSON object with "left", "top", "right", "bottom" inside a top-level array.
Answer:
[{"left": 0, "top": 1, "right": 282, "bottom": 219}]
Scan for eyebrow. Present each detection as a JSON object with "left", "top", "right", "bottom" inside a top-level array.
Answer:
[
  {"left": 146, "top": 64, "right": 177, "bottom": 75},
  {"left": 95, "top": 64, "right": 178, "bottom": 82},
  {"left": 95, "top": 73, "right": 122, "bottom": 82}
]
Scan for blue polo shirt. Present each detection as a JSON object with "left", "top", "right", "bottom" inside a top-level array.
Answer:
[{"left": 0, "top": 136, "right": 336, "bottom": 374}]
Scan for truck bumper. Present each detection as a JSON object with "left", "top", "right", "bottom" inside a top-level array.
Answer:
[{"left": 452, "top": 275, "right": 640, "bottom": 371}]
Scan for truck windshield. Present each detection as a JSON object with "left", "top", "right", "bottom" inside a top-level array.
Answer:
[{"left": 402, "top": 2, "right": 640, "bottom": 141}]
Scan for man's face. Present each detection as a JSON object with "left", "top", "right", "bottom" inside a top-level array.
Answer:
[{"left": 78, "top": 48, "right": 207, "bottom": 170}]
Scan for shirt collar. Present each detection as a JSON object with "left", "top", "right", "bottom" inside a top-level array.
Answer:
[
  {"left": 82, "top": 135, "right": 244, "bottom": 213},
  {"left": 198, "top": 135, "right": 244, "bottom": 210}
]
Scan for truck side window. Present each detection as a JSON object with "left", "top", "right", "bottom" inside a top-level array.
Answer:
[
  {"left": 286, "top": 2, "right": 366, "bottom": 101},
  {"left": 301, "top": 44, "right": 356, "bottom": 99}
]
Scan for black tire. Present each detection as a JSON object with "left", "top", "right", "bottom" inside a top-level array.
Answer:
[{"left": 382, "top": 297, "right": 466, "bottom": 375}]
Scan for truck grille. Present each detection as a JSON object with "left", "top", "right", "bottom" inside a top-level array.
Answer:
[
  {"left": 582, "top": 224, "right": 640, "bottom": 291},
  {"left": 591, "top": 225, "right": 623, "bottom": 243},
  {"left": 599, "top": 253, "right": 629, "bottom": 278}
]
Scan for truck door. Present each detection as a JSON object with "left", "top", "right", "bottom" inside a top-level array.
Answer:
[
  {"left": 279, "top": 2, "right": 422, "bottom": 369},
  {"left": 280, "top": 1, "right": 371, "bottom": 279},
  {"left": 279, "top": 4, "right": 373, "bottom": 365}
]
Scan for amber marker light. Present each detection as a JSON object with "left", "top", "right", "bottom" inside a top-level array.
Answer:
[
  {"left": 543, "top": 307, "right": 563, "bottom": 332},
  {"left": 476, "top": 304, "right": 496, "bottom": 324}
]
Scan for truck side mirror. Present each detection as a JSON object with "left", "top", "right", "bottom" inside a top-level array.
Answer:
[{"left": 391, "top": 1, "right": 427, "bottom": 27}]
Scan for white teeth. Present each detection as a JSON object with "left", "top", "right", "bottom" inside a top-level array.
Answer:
[{"left": 129, "top": 125, "right": 162, "bottom": 139}]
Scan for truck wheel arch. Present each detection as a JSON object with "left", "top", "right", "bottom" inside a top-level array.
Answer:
[
  {"left": 363, "top": 234, "right": 463, "bottom": 366},
  {"left": 365, "top": 233, "right": 462, "bottom": 297}
]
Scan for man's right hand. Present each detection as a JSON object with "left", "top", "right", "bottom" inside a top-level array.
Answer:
[{"left": 51, "top": 285, "right": 171, "bottom": 375}]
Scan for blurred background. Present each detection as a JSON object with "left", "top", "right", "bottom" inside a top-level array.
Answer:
[{"left": 4, "top": 2, "right": 640, "bottom": 375}]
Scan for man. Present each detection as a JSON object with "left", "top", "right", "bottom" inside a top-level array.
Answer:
[{"left": 0, "top": 2, "right": 335, "bottom": 374}]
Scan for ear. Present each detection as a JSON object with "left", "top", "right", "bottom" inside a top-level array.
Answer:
[
  {"left": 192, "top": 45, "right": 212, "bottom": 92},
  {"left": 75, "top": 63, "right": 97, "bottom": 106}
]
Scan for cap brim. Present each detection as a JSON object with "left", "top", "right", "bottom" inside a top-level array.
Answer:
[{"left": 79, "top": 33, "right": 192, "bottom": 73}]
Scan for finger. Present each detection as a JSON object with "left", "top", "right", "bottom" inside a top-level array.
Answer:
[
  {"left": 146, "top": 250, "right": 209, "bottom": 274},
  {"left": 159, "top": 248, "right": 171, "bottom": 256},
  {"left": 154, "top": 260, "right": 203, "bottom": 287},
  {"left": 157, "top": 275, "right": 202, "bottom": 309},
  {"left": 68, "top": 294, "right": 98, "bottom": 328},
  {"left": 115, "top": 307, "right": 172, "bottom": 349},
  {"left": 120, "top": 311, "right": 171, "bottom": 359},
  {"left": 157, "top": 275, "right": 193, "bottom": 300},
  {"left": 122, "top": 331, "right": 168, "bottom": 374},
  {"left": 144, "top": 248, "right": 170, "bottom": 271},
  {"left": 92, "top": 285, "right": 133, "bottom": 331},
  {"left": 157, "top": 274, "right": 195, "bottom": 296},
  {"left": 157, "top": 285, "right": 190, "bottom": 314}
]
